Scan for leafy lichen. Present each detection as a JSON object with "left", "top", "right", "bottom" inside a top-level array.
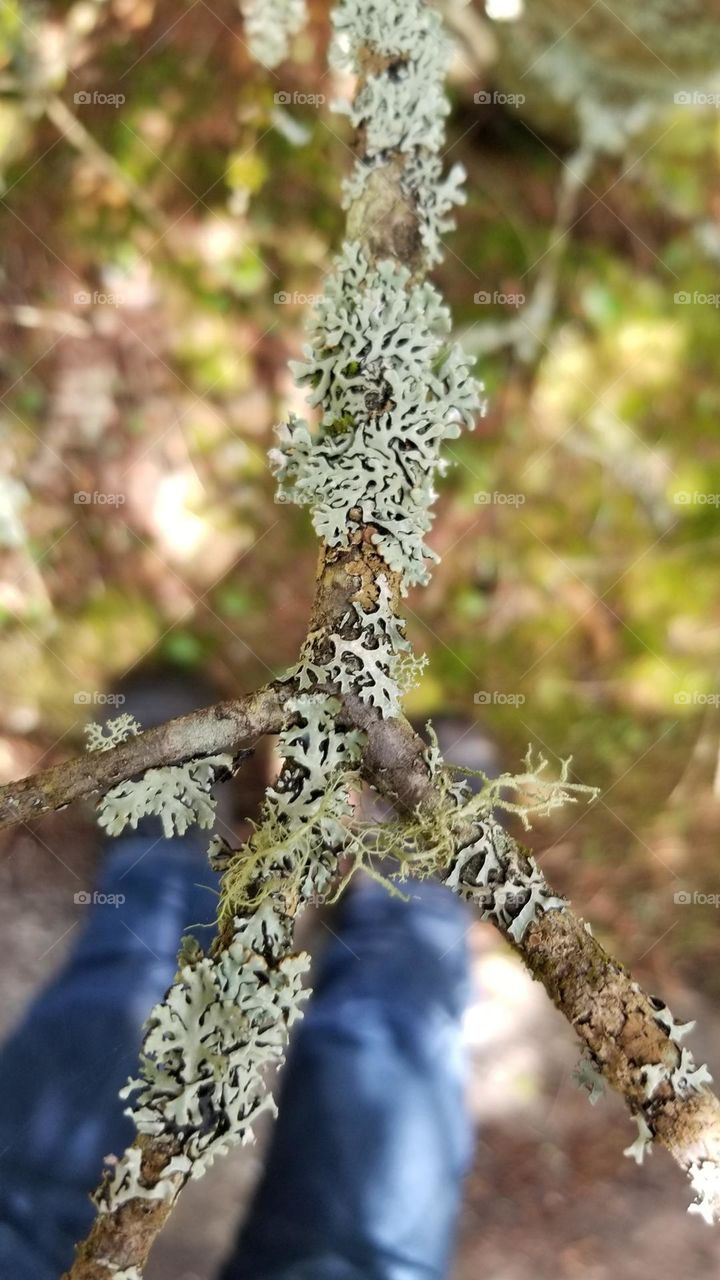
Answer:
[
  {"left": 239, "top": 0, "right": 307, "bottom": 68},
  {"left": 444, "top": 817, "right": 568, "bottom": 944},
  {"left": 623, "top": 1112, "right": 654, "bottom": 1165},
  {"left": 97, "top": 756, "right": 232, "bottom": 838},
  {"left": 85, "top": 714, "right": 142, "bottom": 753},
  {"left": 114, "top": 694, "right": 365, "bottom": 1198},
  {"left": 574, "top": 1052, "right": 606, "bottom": 1106},
  {"left": 220, "top": 694, "right": 364, "bottom": 916},
  {"left": 271, "top": 245, "right": 483, "bottom": 590},
  {"left": 119, "top": 918, "right": 309, "bottom": 1177},
  {"left": 331, "top": 0, "right": 467, "bottom": 265}
]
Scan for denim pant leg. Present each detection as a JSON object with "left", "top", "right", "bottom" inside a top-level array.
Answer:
[
  {"left": 220, "top": 880, "right": 473, "bottom": 1280},
  {"left": 0, "top": 835, "right": 217, "bottom": 1280}
]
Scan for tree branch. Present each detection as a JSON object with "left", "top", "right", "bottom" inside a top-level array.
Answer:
[
  {"left": 353, "top": 693, "right": 720, "bottom": 1224},
  {"left": 0, "top": 684, "right": 287, "bottom": 831},
  {"left": 51, "top": 0, "right": 720, "bottom": 1272}
]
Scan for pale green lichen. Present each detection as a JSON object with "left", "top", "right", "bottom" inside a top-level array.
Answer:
[
  {"left": 649, "top": 996, "right": 696, "bottom": 1044},
  {"left": 115, "top": 694, "right": 364, "bottom": 1199},
  {"left": 97, "top": 756, "right": 232, "bottom": 838},
  {"left": 270, "top": 0, "right": 485, "bottom": 588},
  {"left": 623, "top": 1112, "right": 654, "bottom": 1165},
  {"left": 688, "top": 1158, "right": 720, "bottom": 1225},
  {"left": 85, "top": 714, "right": 141, "bottom": 753},
  {"left": 239, "top": 0, "right": 307, "bottom": 68},
  {"left": 271, "top": 244, "right": 483, "bottom": 590},
  {"left": 451, "top": 746, "right": 600, "bottom": 829},
  {"left": 86, "top": 715, "right": 231, "bottom": 839},
  {"left": 331, "top": 0, "right": 467, "bottom": 264},
  {"left": 444, "top": 817, "right": 567, "bottom": 944},
  {"left": 220, "top": 694, "right": 364, "bottom": 915},
  {"left": 119, "top": 917, "right": 309, "bottom": 1176},
  {"left": 574, "top": 1053, "right": 606, "bottom": 1106},
  {"left": 95, "top": 1146, "right": 191, "bottom": 1213},
  {"left": 641, "top": 1046, "right": 712, "bottom": 1101}
]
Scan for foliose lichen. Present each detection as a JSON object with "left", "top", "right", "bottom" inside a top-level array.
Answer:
[
  {"left": 95, "top": 1146, "right": 191, "bottom": 1213},
  {"left": 239, "top": 0, "right": 307, "bottom": 68},
  {"left": 220, "top": 693, "right": 364, "bottom": 911},
  {"left": 574, "top": 1052, "right": 606, "bottom": 1106},
  {"left": 97, "top": 756, "right": 232, "bottom": 839},
  {"left": 109, "top": 694, "right": 364, "bottom": 1206},
  {"left": 649, "top": 995, "right": 696, "bottom": 1044},
  {"left": 271, "top": 244, "right": 483, "bottom": 590},
  {"left": 444, "top": 817, "right": 567, "bottom": 944},
  {"left": 117, "top": 912, "right": 309, "bottom": 1178},
  {"left": 330, "top": 0, "right": 468, "bottom": 265},
  {"left": 85, "top": 714, "right": 141, "bottom": 753},
  {"left": 640, "top": 1045, "right": 713, "bottom": 1101},
  {"left": 623, "top": 1112, "right": 654, "bottom": 1165},
  {"left": 688, "top": 1158, "right": 720, "bottom": 1225}
]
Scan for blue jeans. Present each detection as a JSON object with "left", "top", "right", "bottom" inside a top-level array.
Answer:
[{"left": 0, "top": 833, "right": 472, "bottom": 1279}]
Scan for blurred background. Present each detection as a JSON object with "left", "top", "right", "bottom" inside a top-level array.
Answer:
[{"left": 1, "top": 0, "right": 720, "bottom": 1276}]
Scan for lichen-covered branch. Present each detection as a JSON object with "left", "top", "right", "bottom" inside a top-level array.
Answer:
[
  {"left": 0, "top": 685, "right": 287, "bottom": 832},
  {"left": 34, "top": 0, "right": 720, "bottom": 1273},
  {"left": 350, "top": 696, "right": 720, "bottom": 1224}
]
